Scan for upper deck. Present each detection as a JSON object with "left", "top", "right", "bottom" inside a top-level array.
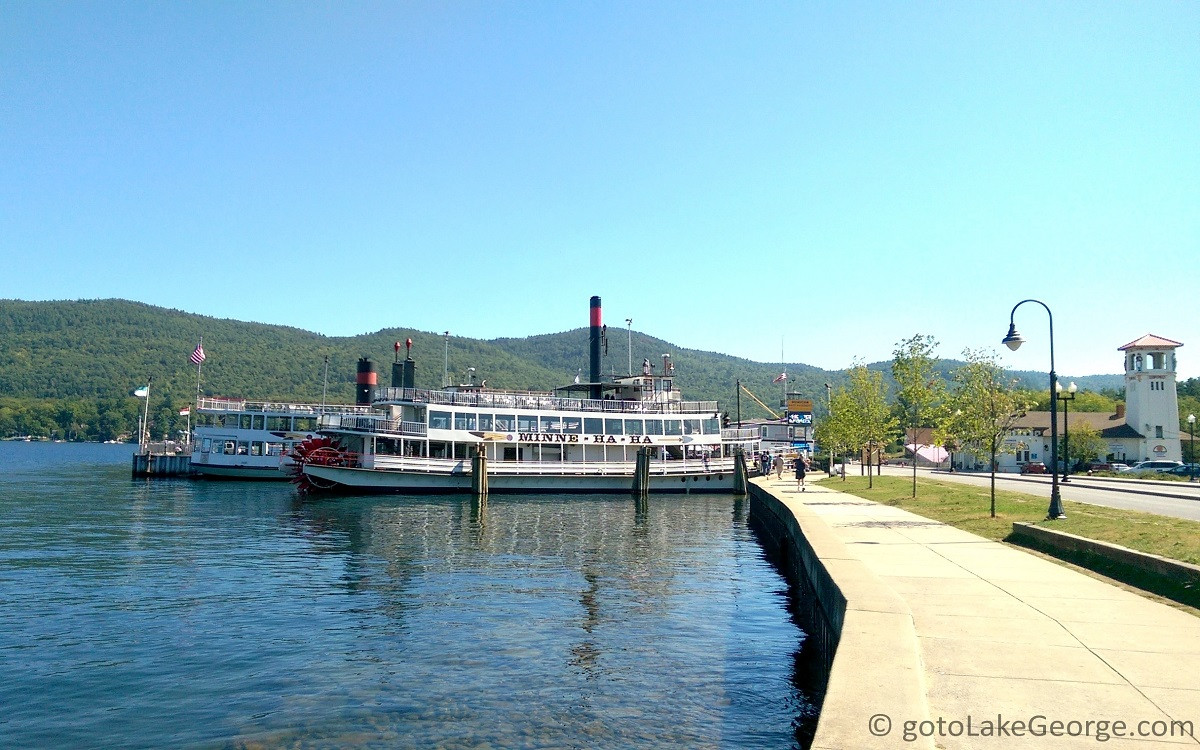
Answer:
[
  {"left": 195, "top": 397, "right": 373, "bottom": 416},
  {"left": 370, "top": 386, "right": 719, "bottom": 416}
]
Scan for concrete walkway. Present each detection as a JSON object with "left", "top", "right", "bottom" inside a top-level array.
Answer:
[{"left": 752, "top": 474, "right": 1200, "bottom": 749}]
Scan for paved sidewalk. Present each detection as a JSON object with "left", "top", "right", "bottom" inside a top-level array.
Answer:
[{"left": 754, "top": 474, "right": 1200, "bottom": 749}]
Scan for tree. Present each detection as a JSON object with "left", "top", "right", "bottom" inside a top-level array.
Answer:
[
  {"left": 892, "top": 334, "right": 944, "bottom": 498},
  {"left": 831, "top": 364, "right": 899, "bottom": 489},
  {"left": 949, "top": 349, "right": 1034, "bottom": 517},
  {"left": 1063, "top": 422, "right": 1107, "bottom": 470}
]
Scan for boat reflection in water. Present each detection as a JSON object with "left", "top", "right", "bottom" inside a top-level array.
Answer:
[{"left": 274, "top": 491, "right": 820, "bottom": 749}]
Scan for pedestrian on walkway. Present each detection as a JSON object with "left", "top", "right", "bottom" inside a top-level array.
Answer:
[
  {"left": 795, "top": 454, "right": 809, "bottom": 491},
  {"left": 773, "top": 454, "right": 784, "bottom": 479}
]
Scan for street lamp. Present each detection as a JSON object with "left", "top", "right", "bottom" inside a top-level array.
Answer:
[
  {"left": 1188, "top": 414, "right": 1196, "bottom": 481},
  {"left": 1003, "top": 299, "right": 1065, "bottom": 519},
  {"left": 1056, "top": 381, "right": 1077, "bottom": 483}
]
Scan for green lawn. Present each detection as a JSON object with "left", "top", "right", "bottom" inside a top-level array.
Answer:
[{"left": 817, "top": 475, "right": 1200, "bottom": 566}]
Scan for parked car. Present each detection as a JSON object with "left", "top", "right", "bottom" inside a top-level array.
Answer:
[
  {"left": 1108, "top": 462, "right": 1131, "bottom": 472},
  {"left": 1119, "top": 460, "right": 1183, "bottom": 473},
  {"left": 1166, "top": 463, "right": 1200, "bottom": 478},
  {"left": 1085, "top": 460, "right": 1113, "bottom": 473},
  {"left": 1020, "top": 462, "right": 1048, "bottom": 474}
]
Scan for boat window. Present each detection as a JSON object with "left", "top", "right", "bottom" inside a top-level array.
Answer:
[
  {"left": 266, "top": 443, "right": 283, "bottom": 456},
  {"left": 252, "top": 415, "right": 265, "bottom": 430},
  {"left": 453, "top": 443, "right": 469, "bottom": 459},
  {"left": 251, "top": 442, "right": 264, "bottom": 456},
  {"left": 683, "top": 419, "right": 701, "bottom": 435},
  {"left": 517, "top": 414, "right": 537, "bottom": 432},
  {"left": 454, "top": 413, "right": 477, "bottom": 430},
  {"left": 294, "top": 416, "right": 317, "bottom": 431},
  {"left": 430, "top": 411, "right": 451, "bottom": 429},
  {"left": 478, "top": 414, "right": 493, "bottom": 430},
  {"left": 703, "top": 418, "right": 720, "bottom": 434},
  {"left": 540, "top": 417, "right": 562, "bottom": 434},
  {"left": 605, "top": 418, "right": 623, "bottom": 435},
  {"left": 562, "top": 418, "right": 582, "bottom": 434},
  {"left": 267, "top": 416, "right": 290, "bottom": 431},
  {"left": 664, "top": 420, "right": 682, "bottom": 436},
  {"left": 201, "top": 438, "right": 211, "bottom": 453},
  {"left": 503, "top": 446, "right": 518, "bottom": 461},
  {"left": 645, "top": 420, "right": 663, "bottom": 435},
  {"left": 236, "top": 442, "right": 249, "bottom": 455},
  {"left": 624, "top": 419, "right": 644, "bottom": 435},
  {"left": 494, "top": 414, "right": 515, "bottom": 431},
  {"left": 584, "top": 418, "right": 602, "bottom": 434},
  {"left": 223, "top": 441, "right": 235, "bottom": 454},
  {"left": 663, "top": 379, "right": 672, "bottom": 391},
  {"left": 240, "top": 415, "right": 253, "bottom": 430}
]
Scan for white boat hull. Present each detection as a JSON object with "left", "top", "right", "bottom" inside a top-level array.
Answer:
[
  {"left": 301, "top": 462, "right": 740, "bottom": 494},
  {"left": 191, "top": 463, "right": 289, "bottom": 480}
]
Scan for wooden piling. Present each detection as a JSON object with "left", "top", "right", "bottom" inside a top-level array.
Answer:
[
  {"left": 471, "top": 444, "right": 489, "bottom": 501},
  {"left": 733, "top": 447, "right": 748, "bottom": 495},
  {"left": 632, "top": 447, "right": 650, "bottom": 500}
]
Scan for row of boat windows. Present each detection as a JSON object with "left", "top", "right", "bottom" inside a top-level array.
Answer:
[
  {"left": 200, "top": 438, "right": 287, "bottom": 456},
  {"left": 197, "top": 414, "right": 319, "bottom": 432},
  {"left": 427, "top": 411, "right": 721, "bottom": 436}
]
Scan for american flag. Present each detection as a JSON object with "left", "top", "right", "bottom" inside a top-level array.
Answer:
[
  {"left": 772, "top": 372, "right": 787, "bottom": 383},
  {"left": 190, "top": 343, "right": 206, "bottom": 365}
]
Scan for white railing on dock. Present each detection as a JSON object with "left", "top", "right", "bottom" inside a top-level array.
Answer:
[{"left": 370, "top": 386, "right": 718, "bottom": 416}]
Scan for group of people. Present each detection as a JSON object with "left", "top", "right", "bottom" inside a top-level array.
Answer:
[{"left": 759, "top": 451, "right": 812, "bottom": 491}]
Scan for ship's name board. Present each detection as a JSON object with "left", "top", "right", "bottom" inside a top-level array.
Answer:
[{"left": 518, "top": 432, "right": 658, "bottom": 444}]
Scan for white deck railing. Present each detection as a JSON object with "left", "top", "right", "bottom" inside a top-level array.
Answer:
[
  {"left": 196, "top": 397, "right": 373, "bottom": 415},
  {"left": 370, "top": 386, "right": 718, "bottom": 416}
]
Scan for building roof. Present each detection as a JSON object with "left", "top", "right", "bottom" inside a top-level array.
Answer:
[
  {"left": 1118, "top": 334, "right": 1183, "bottom": 351},
  {"left": 1010, "top": 410, "right": 1142, "bottom": 439}
]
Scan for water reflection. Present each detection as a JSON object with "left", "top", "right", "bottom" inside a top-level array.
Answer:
[{"left": 0, "top": 442, "right": 815, "bottom": 749}]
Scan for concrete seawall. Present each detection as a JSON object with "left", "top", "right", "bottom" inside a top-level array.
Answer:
[{"left": 748, "top": 480, "right": 934, "bottom": 750}]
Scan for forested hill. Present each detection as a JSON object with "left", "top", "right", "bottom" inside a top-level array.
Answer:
[
  {"left": 0, "top": 299, "right": 1126, "bottom": 440},
  {"left": 0, "top": 299, "right": 834, "bottom": 415}
]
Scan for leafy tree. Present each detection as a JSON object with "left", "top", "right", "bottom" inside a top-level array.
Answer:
[
  {"left": 892, "top": 334, "right": 944, "bottom": 497},
  {"left": 949, "top": 349, "right": 1033, "bottom": 517},
  {"left": 1062, "top": 422, "right": 1107, "bottom": 472},
  {"left": 829, "top": 364, "right": 898, "bottom": 489}
]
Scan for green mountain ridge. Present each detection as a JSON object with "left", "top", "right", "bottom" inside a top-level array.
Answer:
[{"left": 0, "top": 298, "right": 1127, "bottom": 440}]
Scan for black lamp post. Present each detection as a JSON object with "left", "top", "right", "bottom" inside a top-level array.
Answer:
[
  {"left": 1056, "top": 381, "right": 1077, "bottom": 482},
  {"left": 1188, "top": 413, "right": 1196, "bottom": 481},
  {"left": 1003, "top": 299, "right": 1065, "bottom": 520}
]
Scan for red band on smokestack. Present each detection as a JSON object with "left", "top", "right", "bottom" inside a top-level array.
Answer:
[
  {"left": 590, "top": 306, "right": 602, "bottom": 327},
  {"left": 357, "top": 372, "right": 377, "bottom": 385}
]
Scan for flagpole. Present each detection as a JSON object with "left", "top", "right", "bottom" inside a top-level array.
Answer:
[
  {"left": 141, "top": 377, "right": 152, "bottom": 449},
  {"left": 194, "top": 336, "right": 204, "bottom": 401}
]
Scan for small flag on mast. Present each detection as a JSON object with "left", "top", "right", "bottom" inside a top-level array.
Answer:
[
  {"left": 179, "top": 407, "right": 191, "bottom": 416},
  {"left": 190, "top": 343, "right": 206, "bottom": 365},
  {"left": 772, "top": 372, "right": 787, "bottom": 383},
  {"left": 133, "top": 385, "right": 149, "bottom": 398}
]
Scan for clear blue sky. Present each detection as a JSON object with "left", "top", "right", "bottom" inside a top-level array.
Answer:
[{"left": 3, "top": 2, "right": 1197, "bottom": 381}]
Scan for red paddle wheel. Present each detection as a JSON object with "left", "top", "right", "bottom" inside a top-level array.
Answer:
[{"left": 287, "top": 436, "right": 353, "bottom": 494}]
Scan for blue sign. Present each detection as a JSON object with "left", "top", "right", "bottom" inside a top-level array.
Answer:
[{"left": 787, "top": 412, "right": 813, "bottom": 426}]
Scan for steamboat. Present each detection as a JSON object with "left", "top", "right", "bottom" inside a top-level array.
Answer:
[{"left": 290, "top": 297, "right": 758, "bottom": 494}]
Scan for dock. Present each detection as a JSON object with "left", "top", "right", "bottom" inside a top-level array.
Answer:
[
  {"left": 131, "top": 441, "right": 192, "bottom": 477},
  {"left": 749, "top": 474, "right": 1199, "bottom": 749}
]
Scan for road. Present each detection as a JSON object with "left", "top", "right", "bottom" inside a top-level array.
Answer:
[{"left": 863, "top": 464, "right": 1200, "bottom": 521}]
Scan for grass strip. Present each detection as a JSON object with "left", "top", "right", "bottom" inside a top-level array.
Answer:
[{"left": 816, "top": 475, "right": 1200, "bottom": 565}]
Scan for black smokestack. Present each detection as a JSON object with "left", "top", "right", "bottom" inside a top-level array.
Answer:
[
  {"left": 589, "top": 296, "right": 602, "bottom": 400},
  {"left": 356, "top": 357, "right": 376, "bottom": 405}
]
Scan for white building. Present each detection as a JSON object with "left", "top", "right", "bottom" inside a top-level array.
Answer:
[{"left": 957, "top": 334, "right": 1184, "bottom": 472}]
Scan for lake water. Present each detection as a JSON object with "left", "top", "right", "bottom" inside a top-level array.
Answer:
[{"left": 0, "top": 442, "right": 817, "bottom": 749}]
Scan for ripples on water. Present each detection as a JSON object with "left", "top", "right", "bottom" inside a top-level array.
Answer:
[{"left": 0, "top": 443, "right": 817, "bottom": 749}]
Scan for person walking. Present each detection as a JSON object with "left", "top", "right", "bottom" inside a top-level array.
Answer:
[
  {"left": 773, "top": 454, "right": 784, "bottom": 480},
  {"left": 796, "top": 454, "right": 809, "bottom": 491}
]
